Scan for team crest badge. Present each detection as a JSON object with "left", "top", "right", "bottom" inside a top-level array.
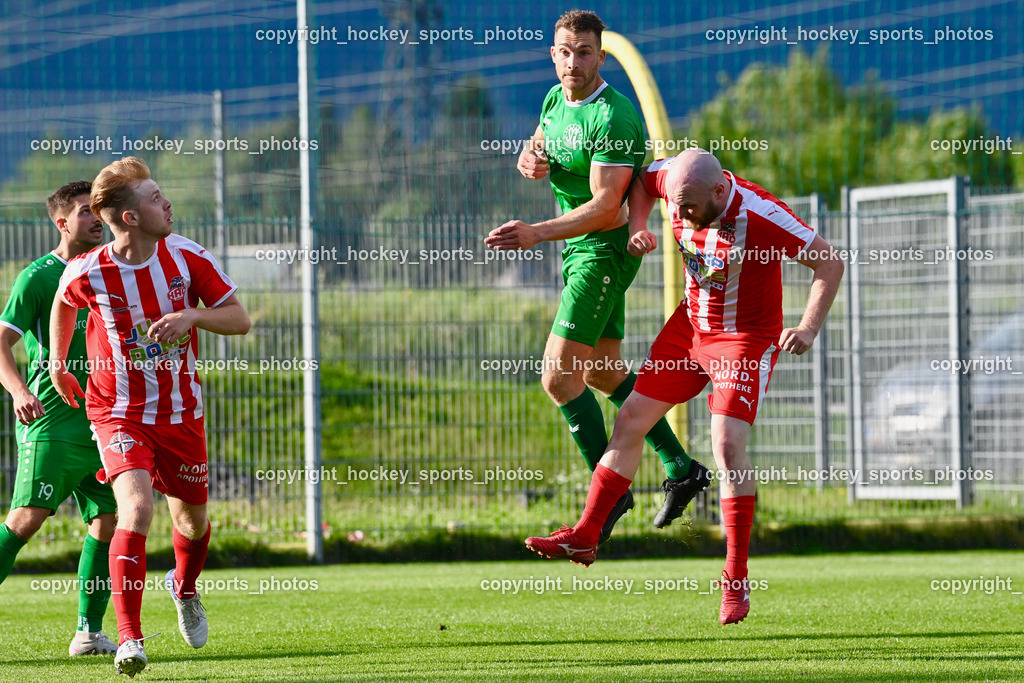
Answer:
[
  {"left": 167, "top": 275, "right": 186, "bottom": 302},
  {"left": 561, "top": 123, "right": 584, "bottom": 151},
  {"left": 107, "top": 431, "right": 139, "bottom": 462},
  {"left": 717, "top": 221, "right": 736, "bottom": 245}
]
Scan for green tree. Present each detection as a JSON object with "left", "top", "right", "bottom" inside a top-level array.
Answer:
[{"left": 686, "top": 46, "right": 1014, "bottom": 204}]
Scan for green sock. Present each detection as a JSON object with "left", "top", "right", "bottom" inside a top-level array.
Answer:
[
  {"left": 77, "top": 535, "right": 111, "bottom": 633},
  {"left": 0, "top": 523, "right": 28, "bottom": 585},
  {"left": 558, "top": 388, "right": 609, "bottom": 471},
  {"left": 608, "top": 372, "right": 693, "bottom": 479}
]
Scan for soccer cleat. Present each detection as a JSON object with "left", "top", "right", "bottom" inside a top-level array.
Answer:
[
  {"left": 653, "top": 461, "right": 712, "bottom": 528},
  {"left": 114, "top": 638, "right": 148, "bottom": 677},
  {"left": 69, "top": 630, "right": 118, "bottom": 656},
  {"left": 718, "top": 571, "right": 751, "bottom": 625},
  {"left": 525, "top": 525, "right": 597, "bottom": 567},
  {"left": 598, "top": 489, "right": 634, "bottom": 544},
  {"left": 165, "top": 569, "right": 208, "bottom": 648}
]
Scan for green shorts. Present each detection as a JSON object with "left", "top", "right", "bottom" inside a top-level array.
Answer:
[
  {"left": 10, "top": 440, "right": 116, "bottom": 524},
  {"left": 551, "top": 225, "right": 642, "bottom": 346}
]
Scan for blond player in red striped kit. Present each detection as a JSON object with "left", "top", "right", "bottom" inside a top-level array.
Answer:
[
  {"left": 527, "top": 149, "right": 844, "bottom": 624},
  {"left": 49, "top": 157, "right": 251, "bottom": 676}
]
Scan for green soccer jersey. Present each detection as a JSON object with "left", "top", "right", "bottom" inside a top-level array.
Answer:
[
  {"left": 0, "top": 252, "right": 92, "bottom": 446},
  {"left": 539, "top": 81, "right": 646, "bottom": 243}
]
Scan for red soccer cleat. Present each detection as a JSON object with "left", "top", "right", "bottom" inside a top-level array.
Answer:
[
  {"left": 525, "top": 525, "right": 597, "bottom": 567},
  {"left": 718, "top": 571, "right": 751, "bottom": 624}
]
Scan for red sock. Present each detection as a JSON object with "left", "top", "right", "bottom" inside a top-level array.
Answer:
[
  {"left": 722, "top": 495, "right": 755, "bottom": 580},
  {"left": 109, "top": 529, "right": 147, "bottom": 643},
  {"left": 574, "top": 464, "right": 632, "bottom": 546},
  {"left": 172, "top": 523, "right": 211, "bottom": 599}
]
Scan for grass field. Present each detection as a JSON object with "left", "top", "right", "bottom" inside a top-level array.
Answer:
[{"left": 2, "top": 550, "right": 1023, "bottom": 682}]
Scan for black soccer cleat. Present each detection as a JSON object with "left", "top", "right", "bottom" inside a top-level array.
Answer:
[
  {"left": 653, "top": 460, "right": 712, "bottom": 528},
  {"left": 598, "top": 489, "right": 634, "bottom": 544}
]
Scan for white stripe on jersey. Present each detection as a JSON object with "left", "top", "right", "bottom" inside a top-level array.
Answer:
[
  {"left": 146, "top": 255, "right": 185, "bottom": 425},
  {"left": 720, "top": 217, "right": 746, "bottom": 334},
  {"left": 755, "top": 344, "right": 777, "bottom": 412},
  {"left": 90, "top": 264, "right": 132, "bottom": 420}
]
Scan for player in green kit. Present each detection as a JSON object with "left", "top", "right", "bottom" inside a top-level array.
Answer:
[
  {"left": 485, "top": 10, "right": 710, "bottom": 541},
  {"left": 0, "top": 181, "right": 118, "bottom": 656}
]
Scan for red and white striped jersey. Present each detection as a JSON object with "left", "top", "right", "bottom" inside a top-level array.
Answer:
[
  {"left": 58, "top": 234, "right": 237, "bottom": 425},
  {"left": 645, "top": 159, "right": 815, "bottom": 336}
]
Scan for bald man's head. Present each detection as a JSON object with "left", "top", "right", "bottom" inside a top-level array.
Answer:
[{"left": 664, "top": 149, "right": 731, "bottom": 230}]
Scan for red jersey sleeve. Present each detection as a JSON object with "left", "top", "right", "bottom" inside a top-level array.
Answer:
[
  {"left": 181, "top": 247, "right": 237, "bottom": 308},
  {"left": 644, "top": 157, "right": 673, "bottom": 200},
  {"left": 57, "top": 259, "right": 93, "bottom": 309}
]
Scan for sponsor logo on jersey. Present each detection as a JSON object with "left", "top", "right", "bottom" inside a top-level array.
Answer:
[{"left": 124, "top": 319, "right": 190, "bottom": 363}]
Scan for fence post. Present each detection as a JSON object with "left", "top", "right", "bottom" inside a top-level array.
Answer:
[
  {"left": 950, "top": 176, "right": 972, "bottom": 508},
  {"left": 213, "top": 89, "right": 228, "bottom": 361},
  {"left": 298, "top": 0, "right": 323, "bottom": 562},
  {"left": 810, "top": 193, "right": 830, "bottom": 488},
  {"left": 842, "top": 186, "right": 857, "bottom": 504}
]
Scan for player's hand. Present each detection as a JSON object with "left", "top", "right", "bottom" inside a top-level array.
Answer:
[
  {"left": 485, "top": 220, "right": 540, "bottom": 250},
  {"left": 517, "top": 148, "right": 550, "bottom": 180},
  {"left": 779, "top": 326, "right": 816, "bottom": 355},
  {"left": 148, "top": 309, "right": 197, "bottom": 344},
  {"left": 13, "top": 388, "right": 45, "bottom": 425},
  {"left": 50, "top": 370, "right": 85, "bottom": 409},
  {"left": 628, "top": 229, "right": 658, "bottom": 257}
]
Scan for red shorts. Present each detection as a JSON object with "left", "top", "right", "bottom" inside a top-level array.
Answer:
[
  {"left": 634, "top": 307, "right": 781, "bottom": 424},
  {"left": 91, "top": 416, "right": 209, "bottom": 505}
]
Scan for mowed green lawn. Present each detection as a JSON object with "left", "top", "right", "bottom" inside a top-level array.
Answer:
[{"left": 2, "top": 551, "right": 1023, "bottom": 682}]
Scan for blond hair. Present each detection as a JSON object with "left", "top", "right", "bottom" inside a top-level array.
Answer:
[{"left": 90, "top": 156, "right": 151, "bottom": 227}]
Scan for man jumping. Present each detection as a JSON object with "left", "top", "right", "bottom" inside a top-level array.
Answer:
[
  {"left": 526, "top": 149, "right": 844, "bottom": 625},
  {"left": 486, "top": 9, "right": 710, "bottom": 542}
]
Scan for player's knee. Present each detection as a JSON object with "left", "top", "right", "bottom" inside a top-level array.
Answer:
[
  {"left": 583, "top": 367, "right": 621, "bottom": 394},
  {"left": 173, "top": 511, "right": 208, "bottom": 539},
  {"left": 542, "top": 365, "right": 583, "bottom": 403},
  {"left": 90, "top": 514, "right": 117, "bottom": 543},
  {"left": 118, "top": 498, "right": 153, "bottom": 530},
  {"left": 712, "top": 430, "right": 745, "bottom": 463},
  {"left": 4, "top": 506, "right": 48, "bottom": 539},
  {"left": 612, "top": 400, "right": 652, "bottom": 442}
]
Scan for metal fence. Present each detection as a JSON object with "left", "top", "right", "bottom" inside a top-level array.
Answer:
[{"left": 2, "top": 177, "right": 1023, "bottom": 552}]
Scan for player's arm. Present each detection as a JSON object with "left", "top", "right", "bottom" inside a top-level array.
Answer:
[
  {"left": 516, "top": 125, "right": 549, "bottom": 180},
  {"left": 780, "top": 234, "right": 845, "bottom": 355},
  {"left": 146, "top": 294, "right": 251, "bottom": 345},
  {"left": 48, "top": 297, "right": 86, "bottom": 408},
  {"left": 626, "top": 167, "right": 658, "bottom": 257},
  {"left": 0, "top": 325, "right": 45, "bottom": 424},
  {"left": 486, "top": 165, "right": 633, "bottom": 250}
]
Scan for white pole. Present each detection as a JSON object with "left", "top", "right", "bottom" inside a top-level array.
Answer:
[
  {"left": 297, "top": 0, "right": 323, "bottom": 562},
  {"left": 213, "top": 90, "right": 228, "bottom": 361}
]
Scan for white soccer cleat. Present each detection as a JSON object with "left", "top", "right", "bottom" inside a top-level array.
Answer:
[
  {"left": 69, "top": 630, "right": 118, "bottom": 656},
  {"left": 114, "top": 638, "right": 148, "bottom": 677},
  {"left": 165, "top": 568, "right": 208, "bottom": 648}
]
